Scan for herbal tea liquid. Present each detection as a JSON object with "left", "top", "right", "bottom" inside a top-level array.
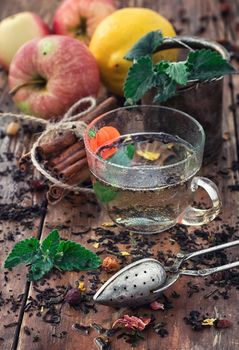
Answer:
[{"left": 91, "top": 132, "right": 197, "bottom": 233}]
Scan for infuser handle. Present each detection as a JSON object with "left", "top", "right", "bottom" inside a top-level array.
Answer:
[
  {"left": 183, "top": 239, "right": 239, "bottom": 262},
  {"left": 180, "top": 261, "right": 239, "bottom": 277}
]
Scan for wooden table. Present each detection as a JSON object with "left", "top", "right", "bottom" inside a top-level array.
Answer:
[{"left": 0, "top": 1, "right": 239, "bottom": 349}]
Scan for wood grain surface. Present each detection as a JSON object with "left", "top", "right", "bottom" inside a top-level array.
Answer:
[{"left": 0, "top": 1, "right": 239, "bottom": 350}]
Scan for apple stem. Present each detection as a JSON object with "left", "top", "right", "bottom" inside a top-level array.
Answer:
[{"left": 9, "top": 79, "right": 46, "bottom": 96}]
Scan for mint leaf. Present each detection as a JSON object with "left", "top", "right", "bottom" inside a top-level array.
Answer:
[
  {"left": 108, "top": 145, "right": 135, "bottom": 166},
  {"left": 93, "top": 181, "right": 118, "bottom": 203},
  {"left": 54, "top": 240, "right": 101, "bottom": 271},
  {"left": 153, "top": 62, "right": 177, "bottom": 102},
  {"left": 186, "top": 49, "right": 235, "bottom": 81},
  {"left": 153, "top": 77, "right": 177, "bottom": 103},
  {"left": 4, "top": 237, "right": 40, "bottom": 268},
  {"left": 108, "top": 149, "right": 131, "bottom": 166},
  {"left": 154, "top": 60, "right": 170, "bottom": 74},
  {"left": 28, "top": 230, "right": 60, "bottom": 281},
  {"left": 124, "top": 30, "right": 163, "bottom": 61},
  {"left": 124, "top": 56, "right": 155, "bottom": 105},
  {"left": 126, "top": 144, "right": 135, "bottom": 159},
  {"left": 165, "top": 62, "right": 189, "bottom": 85},
  {"left": 41, "top": 229, "right": 60, "bottom": 259},
  {"left": 89, "top": 129, "right": 96, "bottom": 138},
  {"left": 28, "top": 254, "right": 53, "bottom": 281}
]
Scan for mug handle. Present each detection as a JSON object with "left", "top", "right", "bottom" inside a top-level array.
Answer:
[{"left": 177, "top": 177, "right": 222, "bottom": 226}]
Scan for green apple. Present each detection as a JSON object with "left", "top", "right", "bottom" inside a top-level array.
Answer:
[{"left": 0, "top": 12, "right": 50, "bottom": 70}]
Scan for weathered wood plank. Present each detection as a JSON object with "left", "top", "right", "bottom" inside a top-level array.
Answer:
[
  {"left": 0, "top": 0, "right": 49, "bottom": 340},
  {"left": 0, "top": 118, "right": 47, "bottom": 350}
]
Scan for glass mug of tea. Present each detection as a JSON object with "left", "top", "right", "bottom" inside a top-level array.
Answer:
[{"left": 84, "top": 105, "right": 221, "bottom": 234}]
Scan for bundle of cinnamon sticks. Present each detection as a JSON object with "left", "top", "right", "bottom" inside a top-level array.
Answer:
[{"left": 18, "top": 97, "right": 118, "bottom": 204}]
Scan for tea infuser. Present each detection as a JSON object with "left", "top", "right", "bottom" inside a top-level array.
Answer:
[{"left": 94, "top": 240, "right": 239, "bottom": 307}]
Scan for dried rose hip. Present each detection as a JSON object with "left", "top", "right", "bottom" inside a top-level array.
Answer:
[
  {"left": 102, "top": 256, "right": 120, "bottom": 272},
  {"left": 65, "top": 288, "right": 81, "bottom": 306}
]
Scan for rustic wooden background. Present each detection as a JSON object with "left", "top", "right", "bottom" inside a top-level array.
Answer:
[{"left": 0, "top": 1, "right": 239, "bottom": 350}]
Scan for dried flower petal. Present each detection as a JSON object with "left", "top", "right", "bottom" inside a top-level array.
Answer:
[
  {"left": 167, "top": 143, "right": 174, "bottom": 150},
  {"left": 202, "top": 318, "right": 217, "bottom": 326},
  {"left": 101, "top": 222, "right": 115, "bottom": 227},
  {"left": 93, "top": 242, "right": 100, "bottom": 249},
  {"left": 137, "top": 149, "right": 161, "bottom": 161},
  {"left": 120, "top": 251, "right": 130, "bottom": 256},
  {"left": 150, "top": 301, "right": 164, "bottom": 310},
  {"left": 102, "top": 256, "right": 120, "bottom": 272},
  {"left": 78, "top": 281, "right": 86, "bottom": 292},
  {"left": 112, "top": 315, "right": 151, "bottom": 331},
  {"left": 124, "top": 136, "right": 132, "bottom": 142}
]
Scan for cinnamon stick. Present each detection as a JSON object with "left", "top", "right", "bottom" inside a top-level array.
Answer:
[
  {"left": 47, "top": 166, "right": 90, "bottom": 204},
  {"left": 49, "top": 140, "right": 84, "bottom": 167},
  {"left": 81, "top": 96, "right": 118, "bottom": 124},
  {"left": 36, "top": 130, "right": 77, "bottom": 160},
  {"left": 59, "top": 157, "right": 88, "bottom": 181},
  {"left": 67, "top": 166, "right": 90, "bottom": 185},
  {"left": 47, "top": 187, "right": 68, "bottom": 205},
  {"left": 48, "top": 185, "right": 65, "bottom": 200},
  {"left": 53, "top": 149, "right": 86, "bottom": 174}
]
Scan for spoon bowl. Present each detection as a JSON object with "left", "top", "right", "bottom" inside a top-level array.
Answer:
[{"left": 94, "top": 258, "right": 167, "bottom": 307}]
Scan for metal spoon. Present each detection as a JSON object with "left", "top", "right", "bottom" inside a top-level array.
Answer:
[{"left": 94, "top": 240, "right": 239, "bottom": 307}]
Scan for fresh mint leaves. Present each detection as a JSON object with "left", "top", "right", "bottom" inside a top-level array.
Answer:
[
  {"left": 28, "top": 254, "right": 53, "bottom": 281},
  {"left": 123, "top": 30, "right": 235, "bottom": 104},
  {"left": 108, "top": 144, "right": 135, "bottom": 166},
  {"left": 124, "top": 30, "right": 163, "bottom": 61},
  {"left": 4, "top": 229, "right": 101, "bottom": 281},
  {"left": 4, "top": 237, "right": 40, "bottom": 268},
  {"left": 41, "top": 228, "right": 60, "bottom": 259},
  {"left": 93, "top": 181, "right": 118, "bottom": 203},
  {"left": 154, "top": 77, "right": 177, "bottom": 103},
  {"left": 124, "top": 56, "right": 156, "bottom": 105},
  {"left": 54, "top": 240, "right": 101, "bottom": 271},
  {"left": 165, "top": 61, "right": 189, "bottom": 85},
  {"left": 186, "top": 49, "right": 234, "bottom": 81}
]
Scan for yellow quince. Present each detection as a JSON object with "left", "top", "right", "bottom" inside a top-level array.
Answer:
[{"left": 89, "top": 7, "right": 177, "bottom": 95}]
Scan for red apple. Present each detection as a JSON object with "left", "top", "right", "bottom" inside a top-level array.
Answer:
[
  {"left": 8, "top": 35, "right": 100, "bottom": 119},
  {"left": 53, "top": 0, "right": 116, "bottom": 44},
  {"left": 0, "top": 12, "right": 50, "bottom": 70}
]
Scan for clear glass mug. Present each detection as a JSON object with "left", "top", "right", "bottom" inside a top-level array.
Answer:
[{"left": 84, "top": 105, "right": 222, "bottom": 234}]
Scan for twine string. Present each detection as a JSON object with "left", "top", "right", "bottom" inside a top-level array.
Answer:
[{"left": 0, "top": 96, "right": 97, "bottom": 193}]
